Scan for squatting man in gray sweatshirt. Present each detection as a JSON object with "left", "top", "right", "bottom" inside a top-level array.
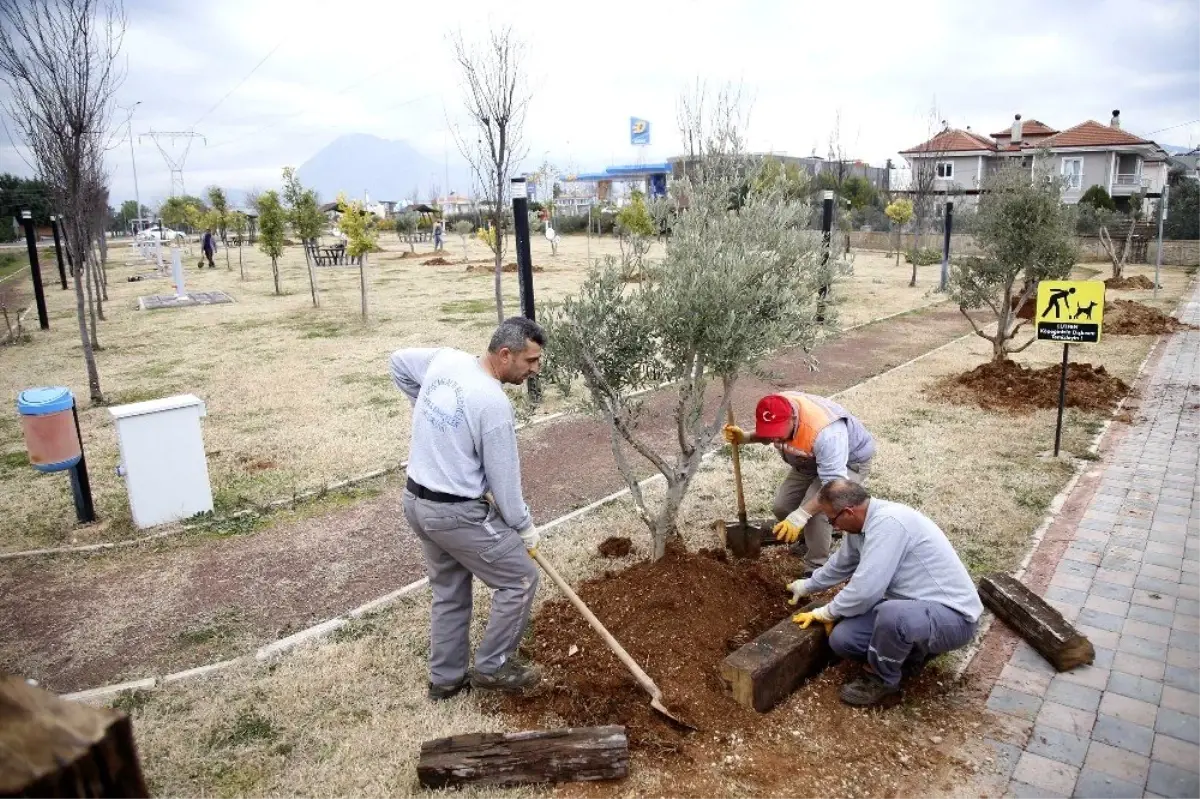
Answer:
[
  {"left": 788, "top": 479, "right": 983, "bottom": 707},
  {"left": 389, "top": 317, "right": 546, "bottom": 701}
]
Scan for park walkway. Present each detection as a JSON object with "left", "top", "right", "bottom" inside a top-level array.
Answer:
[{"left": 983, "top": 281, "right": 1199, "bottom": 799}]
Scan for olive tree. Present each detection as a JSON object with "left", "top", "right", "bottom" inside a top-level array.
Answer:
[
  {"left": 255, "top": 190, "right": 286, "bottom": 295},
  {"left": 454, "top": 220, "right": 473, "bottom": 262},
  {"left": 948, "top": 160, "right": 1078, "bottom": 363},
  {"left": 542, "top": 87, "right": 839, "bottom": 560},
  {"left": 230, "top": 210, "right": 248, "bottom": 279},
  {"left": 282, "top": 167, "right": 324, "bottom": 306},
  {"left": 206, "top": 186, "right": 231, "bottom": 270}
]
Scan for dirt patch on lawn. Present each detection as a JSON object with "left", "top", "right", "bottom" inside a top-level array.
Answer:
[
  {"left": 465, "top": 262, "right": 544, "bottom": 274},
  {"left": 930, "top": 360, "right": 1130, "bottom": 414},
  {"left": 1104, "top": 300, "right": 1195, "bottom": 336},
  {"left": 1105, "top": 274, "right": 1157, "bottom": 290},
  {"left": 497, "top": 547, "right": 982, "bottom": 797},
  {"left": 421, "top": 257, "right": 454, "bottom": 266},
  {"left": 597, "top": 536, "right": 633, "bottom": 558}
]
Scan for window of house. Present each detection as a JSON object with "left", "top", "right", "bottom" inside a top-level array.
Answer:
[
  {"left": 936, "top": 161, "right": 954, "bottom": 180},
  {"left": 1061, "top": 158, "right": 1083, "bottom": 190}
]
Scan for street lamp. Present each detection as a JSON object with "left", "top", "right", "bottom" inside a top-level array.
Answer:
[{"left": 119, "top": 101, "right": 142, "bottom": 234}]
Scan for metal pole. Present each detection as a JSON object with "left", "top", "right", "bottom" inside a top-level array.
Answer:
[
  {"left": 1053, "top": 343, "right": 1069, "bottom": 457},
  {"left": 50, "top": 215, "right": 68, "bottom": 289},
  {"left": 122, "top": 101, "right": 143, "bottom": 234},
  {"left": 510, "top": 176, "right": 540, "bottom": 401},
  {"left": 1154, "top": 185, "right": 1167, "bottom": 301},
  {"left": 818, "top": 190, "right": 834, "bottom": 322},
  {"left": 940, "top": 201, "right": 954, "bottom": 292},
  {"left": 21, "top": 211, "right": 50, "bottom": 330},
  {"left": 69, "top": 399, "right": 96, "bottom": 523}
]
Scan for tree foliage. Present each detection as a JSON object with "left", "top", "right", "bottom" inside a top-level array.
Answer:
[
  {"left": 160, "top": 195, "right": 205, "bottom": 231},
  {"left": 948, "top": 161, "right": 1077, "bottom": 363},
  {"left": 1079, "top": 184, "right": 1116, "bottom": 212},
  {"left": 542, "top": 86, "right": 840, "bottom": 559},
  {"left": 0, "top": 173, "right": 54, "bottom": 241},
  {"left": 255, "top": 190, "right": 286, "bottom": 295},
  {"left": 1164, "top": 178, "right": 1198, "bottom": 240},
  {"left": 337, "top": 193, "right": 376, "bottom": 320}
]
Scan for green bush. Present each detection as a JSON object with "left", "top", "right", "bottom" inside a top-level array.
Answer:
[
  {"left": 553, "top": 214, "right": 589, "bottom": 234},
  {"left": 905, "top": 247, "right": 940, "bottom": 265},
  {"left": 444, "top": 212, "right": 478, "bottom": 230},
  {"left": 1079, "top": 185, "right": 1116, "bottom": 212}
]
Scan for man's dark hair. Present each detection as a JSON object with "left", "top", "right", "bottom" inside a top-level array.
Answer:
[
  {"left": 489, "top": 316, "right": 546, "bottom": 353},
  {"left": 818, "top": 479, "right": 870, "bottom": 513}
]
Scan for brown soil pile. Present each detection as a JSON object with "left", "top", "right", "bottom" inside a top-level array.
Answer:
[
  {"left": 931, "top": 359, "right": 1130, "bottom": 413},
  {"left": 597, "top": 536, "right": 633, "bottom": 558},
  {"left": 422, "top": 256, "right": 453, "bottom": 266},
  {"left": 1104, "top": 300, "right": 1195, "bottom": 336},
  {"left": 1105, "top": 274, "right": 1157, "bottom": 290},
  {"left": 398, "top": 250, "right": 420, "bottom": 259},
  {"left": 465, "top": 262, "right": 543, "bottom": 273}
]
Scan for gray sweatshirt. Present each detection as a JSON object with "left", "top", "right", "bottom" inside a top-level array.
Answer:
[
  {"left": 389, "top": 347, "right": 533, "bottom": 532},
  {"left": 807, "top": 498, "right": 982, "bottom": 622},
  {"left": 776, "top": 395, "right": 876, "bottom": 483}
]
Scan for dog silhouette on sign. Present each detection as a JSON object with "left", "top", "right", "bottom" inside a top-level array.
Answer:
[{"left": 1073, "top": 300, "right": 1098, "bottom": 320}]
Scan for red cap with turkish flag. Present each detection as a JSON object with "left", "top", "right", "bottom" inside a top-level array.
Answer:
[{"left": 754, "top": 394, "right": 794, "bottom": 439}]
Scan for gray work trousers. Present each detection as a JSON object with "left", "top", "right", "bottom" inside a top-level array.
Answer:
[
  {"left": 828, "top": 599, "right": 978, "bottom": 687},
  {"left": 402, "top": 491, "right": 539, "bottom": 686},
  {"left": 772, "top": 461, "right": 870, "bottom": 570}
]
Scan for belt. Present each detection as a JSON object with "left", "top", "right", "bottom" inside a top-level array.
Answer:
[{"left": 406, "top": 477, "right": 475, "bottom": 504}]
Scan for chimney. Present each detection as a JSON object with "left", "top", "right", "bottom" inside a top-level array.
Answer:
[
  {"left": 1111, "top": 109, "right": 1121, "bottom": 129},
  {"left": 1011, "top": 114, "right": 1023, "bottom": 144}
]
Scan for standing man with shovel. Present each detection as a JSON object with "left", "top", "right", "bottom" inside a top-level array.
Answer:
[
  {"left": 390, "top": 317, "right": 546, "bottom": 701},
  {"left": 723, "top": 392, "right": 875, "bottom": 576}
]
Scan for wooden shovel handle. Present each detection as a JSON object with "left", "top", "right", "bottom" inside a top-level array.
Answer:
[
  {"left": 726, "top": 406, "right": 749, "bottom": 527},
  {"left": 531, "top": 551, "right": 663, "bottom": 701}
]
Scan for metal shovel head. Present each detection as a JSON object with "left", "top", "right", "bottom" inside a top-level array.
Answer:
[
  {"left": 650, "top": 694, "right": 696, "bottom": 731},
  {"left": 717, "top": 518, "right": 781, "bottom": 559}
]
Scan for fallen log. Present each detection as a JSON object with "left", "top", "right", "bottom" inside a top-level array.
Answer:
[
  {"left": 720, "top": 604, "right": 831, "bottom": 712},
  {"left": 0, "top": 675, "right": 149, "bottom": 798},
  {"left": 979, "top": 573, "right": 1095, "bottom": 671},
  {"left": 416, "top": 725, "right": 628, "bottom": 789}
]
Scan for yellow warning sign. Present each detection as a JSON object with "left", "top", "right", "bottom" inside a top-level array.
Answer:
[{"left": 1036, "top": 280, "right": 1105, "bottom": 344}]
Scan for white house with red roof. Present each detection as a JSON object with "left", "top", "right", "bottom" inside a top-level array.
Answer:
[{"left": 899, "top": 110, "right": 1169, "bottom": 210}]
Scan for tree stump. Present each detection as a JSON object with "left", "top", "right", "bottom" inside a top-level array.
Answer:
[
  {"left": 417, "top": 725, "right": 628, "bottom": 789},
  {"left": 720, "top": 604, "right": 831, "bottom": 712},
  {"left": 979, "top": 573, "right": 1095, "bottom": 671},
  {"left": 0, "top": 675, "right": 149, "bottom": 798}
]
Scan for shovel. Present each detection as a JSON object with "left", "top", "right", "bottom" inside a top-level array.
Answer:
[
  {"left": 531, "top": 550, "right": 695, "bottom": 730},
  {"left": 716, "top": 407, "right": 778, "bottom": 559}
]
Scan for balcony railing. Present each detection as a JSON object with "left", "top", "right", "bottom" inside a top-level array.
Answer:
[{"left": 1114, "top": 173, "right": 1146, "bottom": 187}]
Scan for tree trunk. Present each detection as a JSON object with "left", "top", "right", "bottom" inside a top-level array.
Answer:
[
  {"left": 224, "top": 242, "right": 231, "bottom": 271},
  {"left": 272, "top": 257, "right": 281, "bottom": 295},
  {"left": 305, "top": 241, "right": 320, "bottom": 307},
  {"left": 97, "top": 234, "right": 109, "bottom": 300},
  {"left": 360, "top": 251, "right": 369, "bottom": 320},
  {"left": 83, "top": 251, "right": 100, "bottom": 349},
  {"left": 89, "top": 245, "right": 105, "bottom": 321},
  {"left": 238, "top": 243, "right": 244, "bottom": 280},
  {"left": 68, "top": 225, "right": 102, "bottom": 403}
]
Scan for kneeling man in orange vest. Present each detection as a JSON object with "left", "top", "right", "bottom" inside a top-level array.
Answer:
[{"left": 723, "top": 392, "right": 876, "bottom": 575}]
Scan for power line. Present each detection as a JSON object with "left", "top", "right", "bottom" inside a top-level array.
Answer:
[
  {"left": 191, "top": 38, "right": 286, "bottom": 128},
  {"left": 1146, "top": 119, "right": 1200, "bottom": 136}
]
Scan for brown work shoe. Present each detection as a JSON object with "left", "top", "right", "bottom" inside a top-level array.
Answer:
[
  {"left": 470, "top": 658, "right": 541, "bottom": 693},
  {"left": 428, "top": 676, "right": 470, "bottom": 701}
]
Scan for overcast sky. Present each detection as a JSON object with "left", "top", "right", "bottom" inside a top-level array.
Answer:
[{"left": 2, "top": 0, "right": 1197, "bottom": 208}]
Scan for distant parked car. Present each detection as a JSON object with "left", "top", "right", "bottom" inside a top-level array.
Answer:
[{"left": 136, "top": 226, "right": 186, "bottom": 243}]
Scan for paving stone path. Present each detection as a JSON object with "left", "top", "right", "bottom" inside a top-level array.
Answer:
[{"left": 984, "top": 281, "right": 1200, "bottom": 799}]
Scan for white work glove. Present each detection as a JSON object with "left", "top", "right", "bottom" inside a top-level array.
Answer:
[
  {"left": 772, "top": 507, "right": 813, "bottom": 543},
  {"left": 786, "top": 579, "right": 810, "bottom": 606},
  {"left": 519, "top": 525, "right": 540, "bottom": 554}
]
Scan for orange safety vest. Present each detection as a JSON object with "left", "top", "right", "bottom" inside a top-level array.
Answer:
[{"left": 776, "top": 392, "right": 835, "bottom": 459}]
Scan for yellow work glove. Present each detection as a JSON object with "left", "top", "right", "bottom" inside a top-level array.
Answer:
[
  {"left": 792, "top": 605, "right": 836, "bottom": 636},
  {"left": 786, "top": 579, "right": 810, "bottom": 606},
  {"left": 773, "top": 508, "right": 812, "bottom": 543},
  {"left": 722, "top": 424, "right": 747, "bottom": 445}
]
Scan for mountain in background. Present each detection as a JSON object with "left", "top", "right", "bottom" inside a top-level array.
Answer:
[{"left": 295, "top": 133, "right": 472, "bottom": 204}]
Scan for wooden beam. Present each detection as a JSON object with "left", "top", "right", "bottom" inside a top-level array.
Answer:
[
  {"left": 417, "top": 725, "right": 628, "bottom": 790},
  {"left": 720, "top": 606, "right": 832, "bottom": 713},
  {"left": 0, "top": 675, "right": 149, "bottom": 798},
  {"left": 979, "top": 573, "right": 1095, "bottom": 672}
]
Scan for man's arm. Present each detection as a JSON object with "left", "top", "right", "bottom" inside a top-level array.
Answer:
[
  {"left": 480, "top": 420, "right": 533, "bottom": 533},
  {"left": 804, "top": 535, "right": 861, "bottom": 592},
  {"left": 824, "top": 522, "right": 907, "bottom": 618},
  {"left": 813, "top": 421, "right": 850, "bottom": 484},
  {"left": 388, "top": 348, "right": 441, "bottom": 404}
]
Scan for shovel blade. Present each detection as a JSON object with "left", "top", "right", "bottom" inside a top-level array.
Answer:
[{"left": 651, "top": 696, "right": 696, "bottom": 731}]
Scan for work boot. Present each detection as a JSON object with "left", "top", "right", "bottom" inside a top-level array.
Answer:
[
  {"left": 428, "top": 676, "right": 470, "bottom": 702},
  {"left": 902, "top": 653, "right": 935, "bottom": 680},
  {"left": 470, "top": 658, "right": 541, "bottom": 693},
  {"left": 840, "top": 672, "right": 902, "bottom": 707}
]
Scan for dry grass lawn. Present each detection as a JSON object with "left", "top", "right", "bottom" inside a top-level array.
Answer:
[
  {"left": 108, "top": 269, "right": 1185, "bottom": 798},
  {"left": 0, "top": 235, "right": 945, "bottom": 553}
]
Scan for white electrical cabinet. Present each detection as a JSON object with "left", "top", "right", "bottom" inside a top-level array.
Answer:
[{"left": 109, "top": 394, "right": 213, "bottom": 528}]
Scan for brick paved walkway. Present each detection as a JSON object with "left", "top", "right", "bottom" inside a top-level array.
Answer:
[{"left": 984, "top": 282, "right": 1200, "bottom": 799}]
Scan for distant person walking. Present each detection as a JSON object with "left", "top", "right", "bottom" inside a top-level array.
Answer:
[
  {"left": 434, "top": 221, "right": 444, "bottom": 251},
  {"left": 200, "top": 228, "right": 217, "bottom": 269}
]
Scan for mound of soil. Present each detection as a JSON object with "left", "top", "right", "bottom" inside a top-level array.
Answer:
[
  {"left": 1103, "top": 299, "right": 1195, "bottom": 336},
  {"left": 597, "top": 536, "right": 633, "bottom": 558},
  {"left": 502, "top": 548, "right": 794, "bottom": 746},
  {"left": 422, "top": 257, "right": 453, "bottom": 266},
  {"left": 931, "top": 359, "right": 1130, "bottom": 414},
  {"left": 465, "top": 262, "right": 544, "bottom": 274},
  {"left": 398, "top": 251, "right": 420, "bottom": 259},
  {"left": 1105, "top": 274, "right": 1157, "bottom": 290}
]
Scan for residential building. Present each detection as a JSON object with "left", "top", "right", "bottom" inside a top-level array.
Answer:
[
  {"left": 436, "top": 193, "right": 476, "bottom": 217},
  {"left": 899, "top": 110, "right": 1170, "bottom": 210}
]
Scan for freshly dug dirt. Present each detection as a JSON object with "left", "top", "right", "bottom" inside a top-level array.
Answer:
[
  {"left": 597, "top": 536, "right": 633, "bottom": 558},
  {"left": 1105, "top": 274, "right": 1157, "bottom": 290},
  {"left": 421, "top": 256, "right": 453, "bottom": 266},
  {"left": 397, "top": 250, "right": 420, "bottom": 259},
  {"left": 1104, "top": 300, "right": 1195, "bottom": 336},
  {"left": 930, "top": 359, "right": 1130, "bottom": 414},
  {"left": 465, "top": 261, "right": 543, "bottom": 274}
]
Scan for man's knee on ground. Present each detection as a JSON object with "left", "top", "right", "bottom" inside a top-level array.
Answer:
[{"left": 828, "top": 623, "right": 864, "bottom": 659}]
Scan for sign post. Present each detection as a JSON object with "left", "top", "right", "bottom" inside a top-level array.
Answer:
[{"left": 1035, "top": 280, "right": 1106, "bottom": 457}]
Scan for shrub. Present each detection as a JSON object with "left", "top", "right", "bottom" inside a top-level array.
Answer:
[
  {"left": 375, "top": 217, "right": 395, "bottom": 232},
  {"left": 445, "top": 212, "right": 478, "bottom": 230},
  {"left": 905, "top": 247, "right": 940, "bottom": 265},
  {"left": 554, "top": 214, "right": 589, "bottom": 234},
  {"left": 1080, "top": 185, "right": 1116, "bottom": 212}
]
